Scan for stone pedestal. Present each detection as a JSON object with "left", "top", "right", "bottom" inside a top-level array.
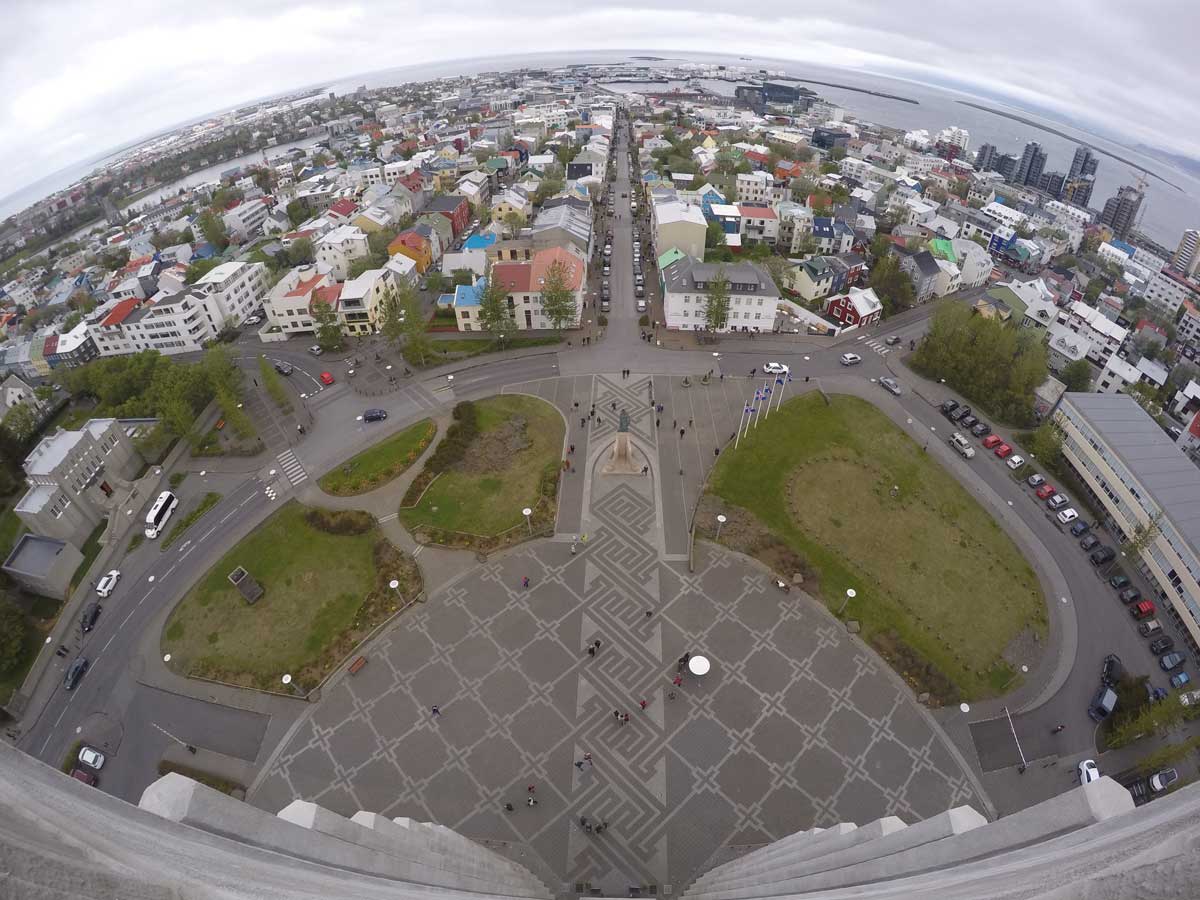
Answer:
[{"left": 601, "top": 431, "right": 644, "bottom": 476}]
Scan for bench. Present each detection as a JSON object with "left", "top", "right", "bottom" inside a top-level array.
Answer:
[{"left": 348, "top": 656, "right": 368, "bottom": 675}]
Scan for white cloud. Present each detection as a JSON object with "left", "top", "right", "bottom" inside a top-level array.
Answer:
[{"left": 1, "top": 0, "right": 1198, "bottom": 207}]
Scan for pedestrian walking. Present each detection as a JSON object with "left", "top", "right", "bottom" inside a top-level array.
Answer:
[
  {"left": 527, "top": 797, "right": 538, "bottom": 807},
  {"left": 655, "top": 418, "right": 660, "bottom": 428},
  {"left": 622, "top": 713, "right": 630, "bottom": 724},
  {"left": 720, "top": 373, "right": 724, "bottom": 381},
  {"left": 639, "top": 699, "right": 648, "bottom": 710},
  {"left": 614, "top": 710, "right": 621, "bottom": 721},
  {"left": 611, "top": 401, "right": 617, "bottom": 411},
  {"left": 673, "top": 675, "right": 683, "bottom": 687},
  {"left": 581, "top": 533, "right": 588, "bottom": 543},
  {"left": 688, "top": 418, "right": 693, "bottom": 428},
  {"left": 584, "top": 753, "right": 593, "bottom": 765},
  {"left": 668, "top": 691, "right": 677, "bottom": 701},
  {"left": 569, "top": 443, "right": 575, "bottom": 454},
  {"left": 646, "top": 610, "right": 653, "bottom": 618},
  {"left": 574, "top": 400, "right": 580, "bottom": 409},
  {"left": 594, "top": 639, "right": 602, "bottom": 650},
  {"left": 714, "top": 447, "right": 720, "bottom": 457},
  {"left": 587, "top": 646, "right": 596, "bottom": 657},
  {"left": 580, "top": 816, "right": 589, "bottom": 828},
  {"left": 431, "top": 705, "right": 441, "bottom": 717},
  {"left": 505, "top": 803, "right": 514, "bottom": 812},
  {"left": 673, "top": 419, "right": 677, "bottom": 429},
  {"left": 679, "top": 428, "right": 685, "bottom": 439},
  {"left": 522, "top": 576, "right": 530, "bottom": 589},
  {"left": 528, "top": 784, "right": 536, "bottom": 793},
  {"left": 575, "top": 760, "right": 585, "bottom": 770},
  {"left": 597, "top": 416, "right": 602, "bottom": 425},
  {"left": 750, "top": 368, "right": 756, "bottom": 378},
  {"left": 571, "top": 542, "right": 577, "bottom": 555},
  {"left": 581, "top": 417, "right": 586, "bottom": 427}
]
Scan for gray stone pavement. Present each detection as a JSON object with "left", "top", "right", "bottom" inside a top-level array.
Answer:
[{"left": 250, "top": 374, "right": 985, "bottom": 897}]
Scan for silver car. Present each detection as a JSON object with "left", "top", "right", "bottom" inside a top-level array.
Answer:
[{"left": 880, "top": 377, "right": 901, "bottom": 395}]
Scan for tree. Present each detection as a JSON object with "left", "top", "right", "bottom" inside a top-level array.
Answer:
[
  {"left": 478, "top": 271, "right": 517, "bottom": 347},
  {"left": 706, "top": 219, "right": 726, "bottom": 250},
  {"left": 311, "top": 300, "right": 343, "bottom": 352},
  {"left": 703, "top": 268, "right": 731, "bottom": 333},
  {"left": 286, "top": 199, "right": 312, "bottom": 228},
  {"left": 1061, "top": 358, "right": 1094, "bottom": 392},
  {"left": 400, "top": 290, "right": 433, "bottom": 365},
  {"left": 424, "top": 271, "right": 446, "bottom": 294},
  {"left": 286, "top": 238, "right": 314, "bottom": 267},
  {"left": 347, "top": 257, "right": 375, "bottom": 280},
  {"left": 0, "top": 597, "right": 27, "bottom": 677},
  {"left": 869, "top": 255, "right": 916, "bottom": 316},
  {"left": 1, "top": 403, "right": 37, "bottom": 444},
  {"left": 502, "top": 212, "right": 523, "bottom": 237},
  {"left": 1027, "top": 421, "right": 1065, "bottom": 473},
  {"left": 794, "top": 234, "right": 818, "bottom": 258},
  {"left": 1122, "top": 512, "right": 1164, "bottom": 566},
  {"left": 377, "top": 284, "right": 408, "bottom": 346},
  {"left": 1084, "top": 279, "right": 1105, "bottom": 304},
  {"left": 196, "top": 210, "right": 228, "bottom": 249},
  {"left": 184, "top": 258, "right": 223, "bottom": 285},
  {"left": 539, "top": 260, "right": 578, "bottom": 332}
]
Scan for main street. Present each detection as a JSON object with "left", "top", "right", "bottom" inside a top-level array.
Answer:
[{"left": 11, "top": 119, "right": 1170, "bottom": 818}]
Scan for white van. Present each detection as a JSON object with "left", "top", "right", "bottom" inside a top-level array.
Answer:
[{"left": 949, "top": 433, "right": 975, "bottom": 458}]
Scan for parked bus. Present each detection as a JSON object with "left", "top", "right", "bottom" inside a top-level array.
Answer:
[{"left": 144, "top": 490, "right": 179, "bottom": 539}]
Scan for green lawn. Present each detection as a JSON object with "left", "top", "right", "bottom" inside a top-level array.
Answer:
[
  {"left": 0, "top": 502, "right": 26, "bottom": 559},
  {"left": 161, "top": 502, "right": 382, "bottom": 690},
  {"left": 318, "top": 418, "right": 435, "bottom": 496},
  {"left": 708, "top": 393, "right": 1046, "bottom": 703},
  {"left": 161, "top": 492, "right": 222, "bottom": 549},
  {"left": 399, "top": 395, "right": 563, "bottom": 536}
]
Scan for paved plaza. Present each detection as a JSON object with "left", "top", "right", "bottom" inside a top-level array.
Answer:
[{"left": 251, "top": 374, "right": 984, "bottom": 897}]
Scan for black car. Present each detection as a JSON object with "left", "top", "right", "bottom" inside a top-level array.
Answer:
[
  {"left": 885, "top": 335, "right": 902, "bottom": 346},
  {"left": 970, "top": 422, "right": 991, "bottom": 438},
  {"left": 1070, "top": 520, "right": 1091, "bottom": 537},
  {"left": 1110, "top": 574, "right": 1132, "bottom": 590},
  {"left": 63, "top": 657, "right": 89, "bottom": 691},
  {"left": 1118, "top": 588, "right": 1141, "bottom": 605},
  {"left": 1080, "top": 534, "right": 1101, "bottom": 551},
  {"left": 363, "top": 409, "right": 388, "bottom": 423},
  {"left": 1150, "top": 636, "right": 1176, "bottom": 655},
  {"left": 1090, "top": 546, "right": 1116, "bottom": 565},
  {"left": 941, "top": 400, "right": 960, "bottom": 417},
  {"left": 80, "top": 602, "right": 101, "bottom": 633},
  {"left": 949, "top": 405, "right": 972, "bottom": 422},
  {"left": 1101, "top": 653, "right": 1124, "bottom": 686},
  {"left": 274, "top": 361, "right": 293, "bottom": 376},
  {"left": 960, "top": 415, "right": 978, "bottom": 430}
]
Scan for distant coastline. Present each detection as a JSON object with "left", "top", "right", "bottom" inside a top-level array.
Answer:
[
  {"left": 956, "top": 100, "right": 1183, "bottom": 192},
  {"left": 786, "top": 77, "right": 919, "bottom": 105}
]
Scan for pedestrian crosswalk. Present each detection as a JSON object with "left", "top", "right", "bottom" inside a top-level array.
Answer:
[
  {"left": 277, "top": 449, "right": 308, "bottom": 486},
  {"left": 863, "top": 339, "right": 892, "bottom": 356}
]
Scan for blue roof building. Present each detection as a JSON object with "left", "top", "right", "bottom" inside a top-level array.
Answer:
[
  {"left": 452, "top": 278, "right": 487, "bottom": 310},
  {"left": 463, "top": 233, "right": 497, "bottom": 251}
]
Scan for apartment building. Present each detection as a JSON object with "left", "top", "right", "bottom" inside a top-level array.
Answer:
[
  {"left": 1144, "top": 268, "right": 1200, "bottom": 319},
  {"left": 264, "top": 264, "right": 336, "bottom": 336},
  {"left": 1062, "top": 300, "right": 1128, "bottom": 365},
  {"left": 221, "top": 198, "right": 270, "bottom": 241},
  {"left": 738, "top": 205, "right": 779, "bottom": 246},
  {"left": 122, "top": 289, "right": 224, "bottom": 355},
  {"left": 1056, "top": 392, "right": 1200, "bottom": 656},
  {"left": 338, "top": 267, "right": 398, "bottom": 335},
  {"left": 193, "top": 261, "right": 268, "bottom": 325},
  {"left": 16, "top": 418, "right": 142, "bottom": 550},
  {"left": 736, "top": 171, "right": 781, "bottom": 205},
  {"left": 662, "top": 257, "right": 780, "bottom": 333},
  {"left": 315, "top": 225, "right": 370, "bottom": 281}
]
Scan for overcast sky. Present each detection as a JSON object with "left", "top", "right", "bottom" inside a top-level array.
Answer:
[{"left": 2, "top": 0, "right": 1198, "bottom": 207}]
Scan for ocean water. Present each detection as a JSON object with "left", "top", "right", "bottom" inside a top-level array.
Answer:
[{"left": 4, "top": 49, "right": 1197, "bottom": 247}]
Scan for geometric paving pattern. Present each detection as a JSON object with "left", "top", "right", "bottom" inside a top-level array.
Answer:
[{"left": 252, "top": 439, "right": 984, "bottom": 895}]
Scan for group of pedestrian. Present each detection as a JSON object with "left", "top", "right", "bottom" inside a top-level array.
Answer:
[
  {"left": 578, "top": 815, "right": 609, "bottom": 835},
  {"left": 612, "top": 709, "right": 631, "bottom": 726},
  {"left": 619, "top": 369, "right": 632, "bottom": 379},
  {"left": 586, "top": 639, "right": 602, "bottom": 657}
]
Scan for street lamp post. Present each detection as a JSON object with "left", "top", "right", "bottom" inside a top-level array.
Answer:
[
  {"left": 1003, "top": 705, "right": 1029, "bottom": 773},
  {"left": 837, "top": 588, "right": 857, "bottom": 616},
  {"left": 715, "top": 514, "right": 726, "bottom": 539},
  {"left": 522, "top": 507, "right": 532, "bottom": 534}
]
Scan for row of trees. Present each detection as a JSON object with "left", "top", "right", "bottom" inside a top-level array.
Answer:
[{"left": 911, "top": 303, "right": 1048, "bottom": 426}]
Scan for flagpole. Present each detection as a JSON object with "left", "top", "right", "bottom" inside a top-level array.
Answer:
[
  {"left": 775, "top": 373, "right": 789, "bottom": 413},
  {"left": 734, "top": 402, "right": 749, "bottom": 449},
  {"left": 753, "top": 381, "right": 768, "bottom": 429},
  {"left": 763, "top": 381, "right": 774, "bottom": 420},
  {"left": 742, "top": 391, "right": 756, "bottom": 441}
]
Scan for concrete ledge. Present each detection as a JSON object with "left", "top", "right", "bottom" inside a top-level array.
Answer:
[{"left": 692, "top": 824, "right": 857, "bottom": 890}]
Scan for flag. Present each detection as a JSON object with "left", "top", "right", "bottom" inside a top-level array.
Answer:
[
  {"left": 748, "top": 407, "right": 757, "bottom": 413},
  {"left": 776, "top": 377, "right": 784, "bottom": 385},
  {"left": 764, "top": 387, "right": 772, "bottom": 395},
  {"left": 744, "top": 405, "right": 753, "bottom": 414}
]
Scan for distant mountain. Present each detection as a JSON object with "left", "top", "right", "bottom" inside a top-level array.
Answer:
[{"left": 1135, "top": 144, "right": 1200, "bottom": 179}]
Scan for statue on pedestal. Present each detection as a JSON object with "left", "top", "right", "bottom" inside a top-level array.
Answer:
[{"left": 602, "top": 408, "right": 642, "bottom": 475}]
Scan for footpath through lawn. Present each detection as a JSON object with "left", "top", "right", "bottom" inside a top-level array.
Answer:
[{"left": 706, "top": 393, "right": 1046, "bottom": 703}]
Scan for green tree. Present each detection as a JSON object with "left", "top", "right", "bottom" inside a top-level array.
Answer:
[
  {"left": 1084, "top": 279, "right": 1105, "bottom": 304},
  {"left": 347, "top": 257, "right": 375, "bottom": 280},
  {"left": 1122, "top": 512, "right": 1164, "bottom": 566},
  {"left": 502, "top": 211, "right": 523, "bottom": 237},
  {"left": 1027, "top": 422, "right": 1065, "bottom": 472},
  {"left": 424, "top": 271, "right": 446, "bottom": 294},
  {"left": 869, "top": 255, "right": 916, "bottom": 316},
  {"left": 286, "top": 238, "right": 314, "bottom": 267},
  {"left": 377, "top": 283, "right": 408, "bottom": 346},
  {"left": 1061, "top": 358, "right": 1094, "bottom": 392},
  {"left": 400, "top": 290, "right": 433, "bottom": 365},
  {"left": 539, "top": 260, "right": 578, "bottom": 332},
  {"left": 184, "top": 258, "right": 223, "bottom": 285},
  {"left": 311, "top": 301, "right": 343, "bottom": 352},
  {"left": 286, "top": 199, "right": 312, "bottom": 228},
  {"left": 705, "top": 219, "right": 726, "bottom": 250},
  {"left": 703, "top": 268, "right": 731, "bottom": 333},
  {"left": 196, "top": 210, "right": 228, "bottom": 249},
  {"left": 477, "top": 271, "right": 517, "bottom": 347},
  {"left": 451, "top": 269, "right": 474, "bottom": 287},
  {"left": 0, "top": 597, "right": 27, "bottom": 677},
  {"left": 1, "top": 403, "right": 37, "bottom": 444}
]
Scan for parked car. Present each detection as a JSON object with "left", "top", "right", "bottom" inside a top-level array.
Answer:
[
  {"left": 362, "top": 409, "right": 388, "bottom": 423},
  {"left": 1101, "top": 653, "right": 1124, "bottom": 686},
  {"left": 941, "top": 400, "right": 960, "bottom": 416},
  {"left": 763, "top": 362, "right": 789, "bottom": 374},
  {"left": 1078, "top": 759, "right": 1101, "bottom": 784},
  {"left": 78, "top": 745, "right": 105, "bottom": 770},
  {"left": 1057, "top": 508, "right": 1079, "bottom": 525},
  {"left": 840, "top": 353, "right": 862, "bottom": 366},
  {"left": 318, "top": 372, "right": 334, "bottom": 386},
  {"left": 885, "top": 335, "right": 902, "bottom": 345},
  {"left": 1035, "top": 484, "right": 1056, "bottom": 500},
  {"left": 308, "top": 345, "right": 323, "bottom": 356},
  {"left": 1139, "top": 618, "right": 1164, "bottom": 637},
  {"left": 95, "top": 569, "right": 120, "bottom": 598},
  {"left": 635, "top": 285, "right": 644, "bottom": 298},
  {"left": 244, "top": 315, "right": 262, "bottom": 326},
  {"left": 1119, "top": 587, "right": 1142, "bottom": 605},
  {"left": 880, "top": 377, "right": 902, "bottom": 396},
  {"left": 1090, "top": 547, "right": 1116, "bottom": 565},
  {"left": 1150, "top": 768, "right": 1179, "bottom": 792},
  {"left": 1080, "top": 534, "right": 1101, "bottom": 551},
  {"left": 1070, "top": 520, "right": 1092, "bottom": 537},
  {"left": 982, "top": 434, "right": 1003, "bottom": 449},
  {"left": 950, "top": 432, "right": 976, "bottom": 458},
  {"left": 970, "top": 421, "right": 992, "bottom": 438},
  {"left": 1006, "top": 454, "right": 1025, "bottom": 470},
  {"left": 1131, "top": 600, "right": 1156, "bottom": 619},
  {"left": 1150, "top": 637, "right": 1175, "bottom": 654},
  {"left": 274, "top": 361, "right": 293, "bottom": 376},
  {"left": 959, "top": 415, "right": 978, "bottom": 429},
  {"left": 1047, "top": 494, "right": 1070, "bottom": 510},
  {"left": 950, "top": 405, "right": 972, "bottom": 422},
  {"left": 1160, "top": 651, "right": 1186, "bottom": 671},
  {"left": 1172, "top": 671, "right": 1191, "bottom": 689},
  {"left": 63, "top": 657, "right": 89, "bottom": 690},
  {"left": 1088, "top": 684, "right": 1118, "bottom": 721},
  {"left": 602, "top": 264, "right": 610, "bottom": 276},
  {"left": 70, "top": 768, "right": 98, "bottom": 786},
  {"left": 994, "top": 443, "right": 1013, "bottom": 459},
  {"left": 80, "top": 602, "right": 101, "bottom": 633},
  {"left": 1110, "top": 574, "right": 1132, "bottom": 589}
]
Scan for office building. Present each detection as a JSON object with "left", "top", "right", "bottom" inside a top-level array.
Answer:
[
  {"left": 1038, "top": 170, "right": 1066, "bottom": 199},
  {"left": 974, "top": 143, "right": 997, "bottom": 172},
  {"left": 1172, "top": 228, "right": 1200, "bottom": 277},
  {"left": 1099, "top": 185, "right": 1144, "bottom": 240},
  {"left": 1013, "top": 141, "right": 1047, "bottom": 187},
  {"left": 994, "top": 152, "right": 1019, "bottom": 181},
  {"left": 1063, "top": 176, "right": 1095, "bottom": 209},
  {"left": 1056, "top": 392, "right": 1200, "bottom": 656},
  {"left": 1069, "top": 146, "right": 1099, "bottom": 180}
]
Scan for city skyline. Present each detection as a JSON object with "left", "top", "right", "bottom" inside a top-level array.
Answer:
[{"left": 2, "top": 0, "right": 1200, "bottom": 207}]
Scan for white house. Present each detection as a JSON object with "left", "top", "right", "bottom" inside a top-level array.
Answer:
[
  {"left": 193, "top": 261, "right": 268, "bottom": 326},
  {"left": 221, "top": 198, "right": 270, "bottom": 241},
  {"left": 121, "top": 289, "right": 224, "bottom": 355},
  {"left": 661, "top": 257, "right": 781, "bottom": 333},
  {"left": 949, "top": 238, "right": 994, "bottom": 289},
  {"left": 1063, "top": 300, "right": 1128, "bottom": 365},
  {"left": 264, "top": 263, "right": 335, "bottom": 336},
  {"left": 315, "top": 225, "right": 370, "bottom": 281}
]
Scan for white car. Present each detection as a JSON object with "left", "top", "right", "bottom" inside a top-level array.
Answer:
[
  {"left": 1057, "top": 508, "right": 1079, "bottom": 525},
  {"left": 78, "top": 745, "right": 106, "bottom": 770},
  {"left": 308, "top": 345, "right": 323, "bottom": 356},
  {"left": 95, "top": 570, "right": 120, "bottom": 598},
  {"left": 1078, "top": 759, "right": 1100, "bottom": 784},
  {"left": 763, "top": 362, "right": 789, "bottom": 375},
  {"left": 1006, "top": 454, "right": 1025, "bottom": 470},
  {"left": 243, "top": 315, "right": 262, "bottom": 326},
  {"left": 840, "top": 353, "right": 863, "bottom": 366}
]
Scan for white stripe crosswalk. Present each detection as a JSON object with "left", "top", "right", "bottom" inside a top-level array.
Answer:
[
  {"left": 277, "top": 449, "right": 308, "bottom": 486},
  {"left": 863, "top": 339, "right": 891, "bottom": 356}
]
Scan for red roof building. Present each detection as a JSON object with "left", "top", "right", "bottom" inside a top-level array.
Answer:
[
  {"left": 491, "top": 263, "right": 533, "bottom": 293},
  {"left": 101, "top": 298, "right": 141, "bottom": 328},
  {"left": 311, "top": 284, "right": 342, "bottom": 313},
  {"left": 328, "top": 198, "right": 358, "bottom": 221}
]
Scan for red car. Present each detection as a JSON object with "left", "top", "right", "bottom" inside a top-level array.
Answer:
[
  {"left": 1035, "top": 484, "right": 1057, "bottom": 500},
  {"left": 70, "top": 768, "right": 97, "bottom": 786},
  {"left": 994, "top": 443, "right": 1013, "bottom": 458},
  {"left": 982, "top": 434, "right": 1003, "bottom": 449},
  {"left": 319, "top": 372, "right": 335, "bottom": 386}
]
